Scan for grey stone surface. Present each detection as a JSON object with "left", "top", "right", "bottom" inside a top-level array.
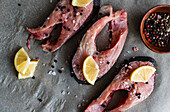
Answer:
[{"left": 0, "top": 0, "right": 170, "bottom": 112}]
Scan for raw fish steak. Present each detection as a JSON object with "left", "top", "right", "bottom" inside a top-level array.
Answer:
[
  {"left": 27, "top": 0, "right": 93, "bottom": 52},
  {"left": 72, "top": 6, "right": 128, "bottom": 82},
  {"left": 85, "top": 57, "right": 156, "bottom": 112}
]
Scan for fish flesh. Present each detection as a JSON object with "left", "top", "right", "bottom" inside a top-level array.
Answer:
[
  {"left": 72, "top": 6, "right": 128, "bottom": 82},
  {"left": 27, "top": 0, "right": 93, "bottom": 52},
  {"left": 85, "top": 57, "right": 156, "bottom": 112}
]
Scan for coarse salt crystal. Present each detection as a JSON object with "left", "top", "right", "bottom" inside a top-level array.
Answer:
[
  {"left": 51, "top": 71, "right": 56, "bottom": 75},
  {"left": 128, "top": 66, "right": 132, "bottom": 69},
  {"left": 67, "top": 91, "right": 70, "bottom": 95},
  {"left": 78, "top": 104, "right": 81, "bottom": 108},
  {"left": 127, "top": 51, "right": 131, "bottom": 54},
  {"left": 61, "top": 90, "right": 65, "bottom": 95},
  {"left": 61, "top": 67, "right": 64, "bottom": 70},
  {"left": 48, "top": 70, "right": 53, "bottom": 75}
]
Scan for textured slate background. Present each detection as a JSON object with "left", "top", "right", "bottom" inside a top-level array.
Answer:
[{"left": 0, "top": 0, "right": 170, "bottom": 112}]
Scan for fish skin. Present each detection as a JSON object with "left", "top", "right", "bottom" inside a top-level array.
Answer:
[
  {"left": 27, "top": 0, "right": 93, "bottom": 52},
  {"left": 85, "top": 61, "right": 155, "bottom": 112},
  {"left": 72, "top": 6, "right": 128, "bottom": 82}
]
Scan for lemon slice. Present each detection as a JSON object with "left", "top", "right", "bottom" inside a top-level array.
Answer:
[
  {"left": 14, "top": 47, "right": 30, "bottom": 74},
  {"left": 83, "top": 55, "right": 99, "bottom": 85},
  {"left": 72, "top": 0, "right": 93, "bottom": 7},
  {"left": 130, "top": 66, "right": 156, "bottom": 82},
  {"left": 18, "top": 61, "right": 38, "bottom": 79}
]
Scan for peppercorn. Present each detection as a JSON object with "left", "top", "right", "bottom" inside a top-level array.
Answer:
[
  {"left": 99, "top": 13, "right": 102, "bottom": 16},
  {"left": 107, "top": 61, "right": 110, "bottom": 64},
  {"left": 18, "top": 3, "right": 21, "bottom": 6},
  {"left": 74, "top": 6, "right": 78, "bottom": 9},
  {"left": 67, "top": 9, "right": 70, "bottom": 12},
  {"left": 138, "top": 96, "right": 140, "bottom": 99},
  {"left": 32, "top": 76, "right": 35, "bottom": 79},
  {"left": 101, "top": 104, "right": 106, "bottom": 107},
  {"left": 144, "top": 12, "right": 170, "bottom": 48},
  {"left": 58, "top": 69, "right": 62, "bottom": 73},
  {"left": 132, "top": 84, "right": 135, "bottom": 88},
  {"left": 54, "top": 60, "right": 57, "bottom": 63},
  {"left": 38, "top": 98, "right": 42, "bottom": 102},
  {"left": 63, "top": 26, "right": 66, "bottom": 29},
  {"left": 74, "top": 9, "right": 77, "bottom": 12},
  {"left": 128, "top": 87, "right": 131, "bottom": 90},
  {"left": 51, "top": 65, "right": 54, "bottom": 68}
]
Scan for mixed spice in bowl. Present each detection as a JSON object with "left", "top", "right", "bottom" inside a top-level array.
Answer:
[{"left": 140, "top": 5, "right": 170, "bottom": 53}]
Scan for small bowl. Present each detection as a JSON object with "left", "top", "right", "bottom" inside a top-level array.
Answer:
[{"left": 140, "top": 5, "right": 170, "bottom": 54}]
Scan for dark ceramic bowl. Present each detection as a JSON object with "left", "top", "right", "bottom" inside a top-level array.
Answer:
[{"left": 140, "top": 5, "right": 170, "bottom": 54}]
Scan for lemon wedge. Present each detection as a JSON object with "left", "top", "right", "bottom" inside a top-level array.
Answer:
[
  {"left": 72, "top": 0, "right": 93, "bottom": 7},
  {"left": 130, "top": 66, "right": 156, "bottom": 82},
  {"left": 83, "top": 55, "right": 99, "bottom": 85},
  {"left": 14, "top": 47, "right": 30, "bottom": 74},
  {"left": 18, "top": 61, "right": 38, "bottom": 79}
]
